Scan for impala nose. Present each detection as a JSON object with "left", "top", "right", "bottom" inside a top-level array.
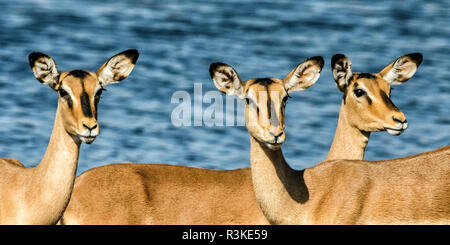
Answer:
[
  {"left": 270, "top": 131, "right": 283, "bottom": 138},
  {"left": 392, "top": 115, "right": 408, "bottom": 130},
  {"left": 269, "top": 131, "right": 284, "bottom": 143},
  {"left": 392, "top": 116, "right": 407, "bottom": 124},
  {"left": 83, "top": 123, "right": 98, "bottom": 131}
]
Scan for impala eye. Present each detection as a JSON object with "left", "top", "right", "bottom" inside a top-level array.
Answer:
[
  {"left": 245, "top": 98, "right": 250, "bottom": 105},
  {"left": 58, "top": 89, "right": 69, "bottom": 98},
  {"left": 353, "top": 89, "right": 366, "bottom": 98}
]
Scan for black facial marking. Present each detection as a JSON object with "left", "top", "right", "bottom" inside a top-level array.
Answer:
[
  {"left": 66, "top": 96, "right": 73, "bottom": 109},
  {"left": 93, "top": 88, "right": 104, "bottom": 119},
  {"left": 67, "top": 70, "right": 90, "bottom": 79},
  {"left": 356, "top": 73, "right": 376, "bottom": 79},
  {"left": 380, "top": 90, "right": 399, "bottom": 111},
  {"left": 268, "top": 98, "right": 279, "bottom": 126},
  {"left": 94, "top": 101, "right": 98, "bottom": 119},
  {"left": 58, "top": 89, "right": 73, "bottom": 109},
  {"left": 366, "top": 96, "right": 372, "bottom": 105},
  {"left": 264, "top": 85, "right": 274, "bottom": 121},
  {"left": 80, "top": 91, "right": 94, "bottom": 117},
  {"left": 254, "top": 78, "right": 274, "bottom": 86},
  {"left": 251, "top": 79, "right": 274, "bottom": 118}
]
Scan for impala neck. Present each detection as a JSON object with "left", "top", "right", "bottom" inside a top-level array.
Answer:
[
  {"left": 250, "top": 136, "right": 309, "bottom": 224},
  {"left": 30, "top": 103, "right": 81, "bottom": 224},
  {"left": 326, "top": 101, "right": 369, "bottom": 161}
]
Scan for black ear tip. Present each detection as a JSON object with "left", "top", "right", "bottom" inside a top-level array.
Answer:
[
  {"left": 310, "top": 56, "right": 324, "bottom": 70},
  {"left": 407, "top": 53, "right": 423, "bottom": 66},
  {"left": 209, "top": 62, "right": 227, "bottom": 78},
  {"left": 120, "top": 49, "right": 139, "bottom": 64},
  {"left": 331, "top": 54, "right": 347, "bottom": 67},
  {"left": 28, "top": 52, "right": 48, "bottom": 68}
]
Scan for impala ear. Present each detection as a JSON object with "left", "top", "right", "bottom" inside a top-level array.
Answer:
[
  {"left": 379, "top": 53, "right": 422, "bottom": 85},
  {"left": 96, "top": 49, "right": 139, "bottom": 86},
  {"left": 209, "top": 62, "right": 245, "bottom": 99},
  {"left": 29, "top": 52, "right": 60, "bottom": 90},
  {"left": 283, "top": 56, "right": 324, "bottom": 92},
  {"left": 331, "top": 54, "right": 352, "bottom": 93}
]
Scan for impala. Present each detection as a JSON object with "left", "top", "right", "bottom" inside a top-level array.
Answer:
[
  {"left": 326, "top": 53, "right": 422, "bottom": 160},
  {"left": 211, "top": 55, "right": 449, "bottom": 225},
  {"left": 0, "top": 49, "right": 139, "bottom": 224},
  {"left": 60, "top": 53, "right": 425, "bottom": 225}
]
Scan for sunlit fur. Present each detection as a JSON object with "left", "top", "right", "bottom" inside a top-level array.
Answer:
[
  {"left": 244, "top": 78, "right": 288, "bottom": 150},
  {"left": 247, "top": 55, "right": 450, "bottom": 225},
  {"left": 58, "top": 57, "right": 323, "bottom": 225},
  {"left": 0, "top": 49, "right": 138, "bottom": 224},
  {"left": 342, "top": 73, "right": 407, "bottom": 135},
  {"left": 56, "top": 71, "right": 102, "bottom": 144},
  {"left": 326, "top": 53, "right": 422, "bottom": 161}
]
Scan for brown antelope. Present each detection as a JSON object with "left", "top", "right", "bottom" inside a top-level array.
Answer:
[
  {"left": 211, "top": 55, "right": 449, "bottom": 224},
  {"left": 0, "top": 49, "right": 139, "bottom": 224},
  {"left": 59, "top": 56, "right": 324, "bottom": 225},
  {"left": 326, "top": 53, "right": 422, "bottom": 160},
  {"left": 60, "top": 53, "right": 424, "bottom": 225}
]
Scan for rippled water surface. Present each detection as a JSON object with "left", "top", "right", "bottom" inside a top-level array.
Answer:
[{"left": 0, "top": 0, "right": 448, "bottom": 175}]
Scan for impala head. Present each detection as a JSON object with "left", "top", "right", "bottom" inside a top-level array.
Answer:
[
  {"left": 331, "top": 53, "right": 422, "bottom": 136},
  {"left": 210, "top": 57, "right": 324, "bottom": 150},
  {"left": 29, "top": 49, "right": 139, "bottom": 144}
]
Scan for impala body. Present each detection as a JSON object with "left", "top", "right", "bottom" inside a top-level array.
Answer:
[{"left": 61, "top": 53, "right": 442, "bottom": 225}]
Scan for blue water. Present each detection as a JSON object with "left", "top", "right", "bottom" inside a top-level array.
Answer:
[{"left": 0, "top": 0, "right": 448, "bottom": 175}]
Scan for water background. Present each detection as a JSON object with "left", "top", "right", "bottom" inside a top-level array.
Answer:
[{"left": 0, "top": 0, "right": 448, "bottom": 175}]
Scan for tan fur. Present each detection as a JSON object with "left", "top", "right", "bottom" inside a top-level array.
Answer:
[
  {"left": 62, "top": 164, "right": 267, "bottom": 225},
  {"left": 242, "top": 54, "right": 449, "bottom": 224},
  {"left": 251, "top": 138, "right": 450, "bottom": 224},
  {"left": 0, "top": 50, "right": 138, "bottom": 224},
  {"left": 60, "top": 57, "right": 323, "bottom": 225},
  {"left": 327, "top": 53, "right": 422, "bottom": 160},
  {"left": 61, "top": 54, "right": 434, "bottom": 225}
]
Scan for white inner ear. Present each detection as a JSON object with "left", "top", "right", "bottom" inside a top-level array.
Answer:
[
  {"left": 302, "top": 67, "right": 320, "bottom": 84},
  {"left": 285, "top": 65, "right": 320, "bottom": 91},
  {"left": 212, "top": 67, "right": 244, "bottom": 99},
  {"left": 98, "top": 56, "right": 133, "bottom": 86},
  {"left": 333, "top": 62, "right": 352, "bottom": 89},
  {"left": 98, "top": 66, "right": 114, "bottom": 85},
  {"left": 111, "top": 57, "right": 134, "bottom": 79},
  {"left": 33, "top": 57, "right": 59, "bottom": 86},
  {"left": 400, "top": 63, "right": 416, "bottom": 79},
  {"left": 384, "top": 61, "right": 417, "bottom": 85}
]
